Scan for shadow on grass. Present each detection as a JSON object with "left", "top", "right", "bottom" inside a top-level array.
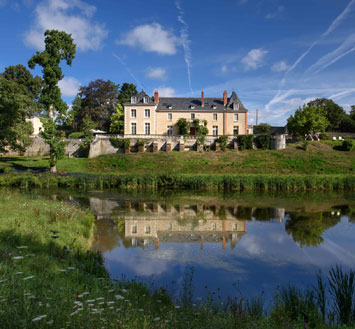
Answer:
[{"left": 0, "top": 156, "right": 48, "bottom": 173}]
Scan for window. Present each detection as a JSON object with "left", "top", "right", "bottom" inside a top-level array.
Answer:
[
  {"left": 143, "top": 96, "right": 149, "bottom": 104},
  {"left": 191, "top": 113, "right": 195, "bottom": 120},
  {"left": 233, "top": 126, "right": 239, "bottom": 136},
  {"left": 168, "top": 222, "right": 173, "bottom": 231},
  {"left": 144, "top": 109, "right": 150, "bottom": 118},
  {"left": 213, "top": 126, "right": 218, "bottom": 136},
  {"left": 131, "top": 238, "right": 137, "bottom": 246},
  {"left": 168, "top": 113, "right": 172, "bottom": 121},
  {"left": 213, "top": 113, "right": 217, "bottom": 121},
  {"left": 145, "top": 226, "right": 151, "bottom": 234},
  {"left": 234, "top": 114, "right": 238, "bottom": 122},
  {"left": 233, "top": 103, "right": 240, "bottom": 110},
  {"left": 131, "top": 109, "right": 136, "bottom": 118},
  {"left": 131, "top": 225, "right": 137, "bottom": 234},
  {"left": 131, "top": 96, "right": 137, "bottom": 104},
  {"left": 131, "top": 123, "right": 136, "bottom": 135},
  {"left": 167, "top": 126, "right": 173, "bottom": 136},
  {"left": 233, "top": 223, "right": 238, "bottom": 231},
  {"left": 145, "top": 122, "right": 150, "bottom": 135},
  {"left": 212, "top": 222, "right": 217, "bottom": 230}
]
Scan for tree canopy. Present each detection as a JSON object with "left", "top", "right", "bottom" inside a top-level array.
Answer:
[
  {"left": 73, "top": 79, "right": 120, "bottom": 132},
  {"left": 0, "top": 65, "right": 42, "bottom": 153},
  {"left": 307, "top": 98, "right": 346, "bottom": 131},
  {"left": 287, "top": 105, "right": 329, "bottom": 136},
  {"left": 118, "top": 83, "right": 138, "bottom": 105},
  {"left": 28, "top": 29, "right": 76, "bottom": 172}
]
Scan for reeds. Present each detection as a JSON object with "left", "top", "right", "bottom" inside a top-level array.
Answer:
[{"left": 0, "top": 172, "right": 354, "bottom": 191}]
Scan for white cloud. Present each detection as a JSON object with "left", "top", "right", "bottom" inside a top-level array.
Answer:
[
  {"left": 221, "top": 65, "right": 228, "bottom": 73},
  {"left": 118, "top": 23, "right": 177, "bottom": 55},
  {"left": 157, "top": 87, "right": 175, "bottom": 97},
  {"left": 241, "top": 48, "right": 268, "bottom": 70},
  {"left": 265, "top": 6, "right": 285, "bottom": 19},
  {"left": 271, "top": 61, "right": 289, "bottom": 72},
  {"left": 58, "top": 76, "right": 81, "bottom": 97},
  {"left": 24, "top": 0, "right": 108, "bottom": 51},
  {"left": 146, "top": 67, "right": 167, "bottom": 80}
]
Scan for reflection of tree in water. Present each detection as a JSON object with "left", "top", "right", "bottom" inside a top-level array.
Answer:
[{"left": 285, "top": 211, "right": 340, "bottom": 247}]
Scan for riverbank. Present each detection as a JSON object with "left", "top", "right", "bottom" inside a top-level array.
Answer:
[
  {"left": 0, "top": 141, "right": 354, "bottom": 175},
  {"left": 1, "top": 190, "right": 355, "bottom": 328}
]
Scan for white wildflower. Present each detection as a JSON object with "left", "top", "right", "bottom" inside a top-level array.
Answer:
[
  {"left": 107, "top": 301, "right": 115, "bottom": 305},
  {"left": 0, "top": 280, "right": 7, "bottom": 283},
  {"left": 23, "top": 276, "right": 34, "bottom": 280},
  {"left": 121, "top": 289, "right": 128, "bottom": 293},
  {"left": 108, "top": 289, "right": 114, "bottom": 293},
  {"left": 175, "top": 305, "right": 181, "bottom": 309},
  {"left": 14, "top": 272, "right": 23, "bottom": 275},
  {"left": 12, "top": 256, "right": 24, "bottom": 260},
  {"left": 78, "top": 292, "right": 89, "bottom": 298},
  {"left": 115, "top": 295, "right": 124, "bottom": 300},
  {"left": 68, "top": 267, "right": 76, "bottom": 270},
  {"left": 32, "top": 315, "right": 47, "bottom": 322},
  {"left": 154, "top": 317, "right": 160, "bottom": 321},
  {"left": 96, "top": 297, "right": 104, "bottom": 301},
  {"left": 139, "top": 309, "right": 144, "bottom": 312},
  {"left": 59, "top": 269, "right": 66, "bottom": 273},
  {"left": 85, "top": 299, "right": 95, "bottom": 303},
  {"left": 25, "top": 254, "right": 35, "bottom": 257},
  {"left": 17, "top": 246, "right": 28, "bottom": 249}
]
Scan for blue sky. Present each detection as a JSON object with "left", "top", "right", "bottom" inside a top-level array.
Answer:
[{"left": 0, "top": 0, "right": 355, "bottom": 125}]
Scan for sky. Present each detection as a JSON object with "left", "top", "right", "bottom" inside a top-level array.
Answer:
[{"left": 0, "top": 0, "right": 355, "bottom": 125}]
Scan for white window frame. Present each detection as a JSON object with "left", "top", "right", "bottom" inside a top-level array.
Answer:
[
  {"left": 131, "top": 96, "right": 137, "bottom": 104},
  {"left": 212, "top": 222, "right": 217, "bottom": 230},
  {"left": 131, "top": 225, "right": 137, "bottom": 234},
  {"left": 213, "top": 113, "right": 217, "bottom": 121},
  {"left": 144, "top": 109, "right": 150, "bottom": 118},
  {"left": 191, "top": 113, "right": 195, "bottom": 120},
  {"left": 168, "top": 113, "right": 172, "bottom": 121},
  {"left": 145, "top": 226, "right": 151, "bottom": 234},
  {"left": 131, "top": 123, "right": 136, "bottom": 135},
  {"left": 167, "top": 126, "right": 173, "bottom": 136},
  {"left": 234, "top": 114, "right": 239, "bottom": 122},
  {"left": 143, "top": 96, "right": 149, "bottom": 104},
  {"left": 145, "top": 122, "right": 150, "bottom": 135},
  {"left": 213, "top": 126, "right": 218, "bottom": 136},
  {"left": 233, "top": 126, "right": 239, "bottom": 136},
  {"left": 131, "top": 109, "right": 136, "bottom": 118}
]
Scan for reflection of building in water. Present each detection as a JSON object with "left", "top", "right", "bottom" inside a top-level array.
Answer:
[{"left": 121, "top": 202, "right": 246, "bottom": 250}]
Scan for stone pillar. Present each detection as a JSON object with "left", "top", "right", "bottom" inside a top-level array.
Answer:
[
  {"left": 153, "top": 141, "right": 159, "bottom": 152},
  {"left": 166, "top": 141, "right": 172, "bottom": 152},
  {"left": 215, "top": 142, "right": 220, "bottom": 151},
  {"left": 234, "top": 141, "right": 239, "bottom": 151},
  {"left": 179, "top": 141, "right": 185, "bottom": 152}
]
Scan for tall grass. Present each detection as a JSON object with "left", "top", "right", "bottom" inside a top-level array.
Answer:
[{"left": 0, "top": 172, "right": 354, "bottom": 191}]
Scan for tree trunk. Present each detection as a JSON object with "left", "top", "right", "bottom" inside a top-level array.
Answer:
[{"left": 50, "top": 164, "right": 57, "bottom": 173}]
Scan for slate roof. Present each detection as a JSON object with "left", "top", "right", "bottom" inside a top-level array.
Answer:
[
  {"left": 157, "top": 91, "right": 248, "bottom": 112},
  {"left": 125, "top": 90, "right": 248, "bottom": 112}
]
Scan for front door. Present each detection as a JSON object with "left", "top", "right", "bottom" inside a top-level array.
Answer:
[{"left": 190, "top": 127, "right": 196, "bottom": 136}]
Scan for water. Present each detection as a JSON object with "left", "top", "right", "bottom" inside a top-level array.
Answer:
[{"left": 38, "top": 189, "right": 355, "bottom": 301}]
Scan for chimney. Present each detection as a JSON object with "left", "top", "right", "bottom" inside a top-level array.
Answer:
[
  {"left": 223, "top": 90, "right": 228, "bottom": 106},
  {"left": 154, "top": 90, "right": 159, "bottom": 104},
  {"left": 201, "top": 90, "right": 204, "bottom": 107}
]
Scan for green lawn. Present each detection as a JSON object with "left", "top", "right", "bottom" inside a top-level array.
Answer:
[{"left": 1, "top": 141, "right": 354, "bottom": 175}]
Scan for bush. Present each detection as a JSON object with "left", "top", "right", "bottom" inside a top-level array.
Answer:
[
  {"left": 218, "top": 135, "right": 228, "bottom": 151},
  {"left": 238, "top": 135, "right": 247, "bottom": 150},
  {"left": 246, "top": 135, "right": 254, "bottom": 150},
  {"left": 136, "top": 140, "right": 145, "bottom": 147},
  {"left": 319, "top": 133, "right": 329, "bottom": 140},
  {"left": 256, "top": 135, "right": 270, "bottom": 149},
  {"left": 342, "top": 139, "right": 354, "bottom": 151},
  {"left": 109, "top": 138, "right": 124, "bottom": 149},
  {"left": 68, "top": 131, "right": 84, "bottom": 139}
]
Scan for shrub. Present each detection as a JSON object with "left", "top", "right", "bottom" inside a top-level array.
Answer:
[
  {"left": 177, "top": 118, "right": 189, "bottom": 136},
  {"left": 246, "top": 135, "right": 254, "bottom": 150},
  {"left": 123, "top": 139, "right": 131, "bottom": 150},
  {"left": 342, "top": 139, "right": 354, "bottom": 151},
  {"left": 218, "top": 135, "right": 228, "bottom": 151},
  {"left": 238, "top": 135, "right": 247, "bottom": 150},
  {"left": 109, "top": 138, "right": 124, "bottom": 149},
  {"left": 319, "top": 133, "right": 329, "bottom": 140},
  {"left": 256, "top": 135, "right": 270, "bottom": 149},
  {"left": 136, "top": 140, "right": 145, "bottom": 147},
  {"left": 68, "top": 131, "right": 84, "bottom": 139}
]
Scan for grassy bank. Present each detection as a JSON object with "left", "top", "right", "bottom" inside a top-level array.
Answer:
[
  {"left": 0, "top": 141, "right": 354, "bottom": 176},
  {"left": 1, "top": 191, "right": 355, "bottom": 328},
  {"left": 0, "top": 172, "right": 354, "bottom": 191}
]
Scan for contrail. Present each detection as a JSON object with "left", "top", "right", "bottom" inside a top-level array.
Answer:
[
  {"left": 175, "top": 0, "right": 193, "bottom": 94},
  {"left": 112, "top": 53, "right": 144, "bottom": 90}
]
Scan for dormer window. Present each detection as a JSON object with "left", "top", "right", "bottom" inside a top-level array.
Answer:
[
  {"left": 212, "top": 105, "right": 217, "bottom": 110},
  {"left": 233, "top": 103, "right": 240, "bottom": 110},
  {"left": 143, "top": 96, "right": 150, "bottom": 104},
  {"left": 168, "top": 105, "right": 172, "bottom": 110},
  {"left": 131, "top": 96, "right": 137, "bottom": 104},
  {"left": 190, "top": 105, "right": 195, "bottom": 109}
]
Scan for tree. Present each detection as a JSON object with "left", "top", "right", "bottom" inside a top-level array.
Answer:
[
  {"left": 73, "top": 79, "right": 119, "bottom": 132},
  {"left": 118, "top": 83, "right": 138, "bottom": 104},
  {"left": 307, "top": 98, "right": 345, "bottom": 131},
  {"left": 110, "top": 104, "right": 124, "bottom": 134},
  {"left": 255, "top": 123, "right": 271, "bottom": 134},
  {"left": 177, "top": 118, "right": 190, "bottom": 136},
  {"left": 287, "top": 105, "right": 329, "bottom": 137},
  {"left": 28, "top": 30, "right": 76, "bottom": 172},
  {"left": 0, "top": 65, "right": 42, "bottom": 153}
]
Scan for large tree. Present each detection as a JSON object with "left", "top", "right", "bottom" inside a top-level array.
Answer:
[
  {"left": 307, "top": 98, "right": 346, "bottom": 131},
  {"left": 0, "top": 65, "right": 42, "bottom": 153},
  {"left": 28, "top": 30, "right": 76, "bottom": 172},
  {"left": 118, "top": 83, "right": 138, "bottom": 104},
  {"left": 287, "top": 105, "right": 329, "bottom": 137},
  {"left": 73, "top": 79, "right": 120, "bottom": 132}
]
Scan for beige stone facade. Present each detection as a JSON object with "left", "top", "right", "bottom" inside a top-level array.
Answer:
[
  {"left": 124, "top": 90, "right": 248, "bottom": 137},
  {"left": 26, "top": 116, "right": 43, "bottom": 135}
]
